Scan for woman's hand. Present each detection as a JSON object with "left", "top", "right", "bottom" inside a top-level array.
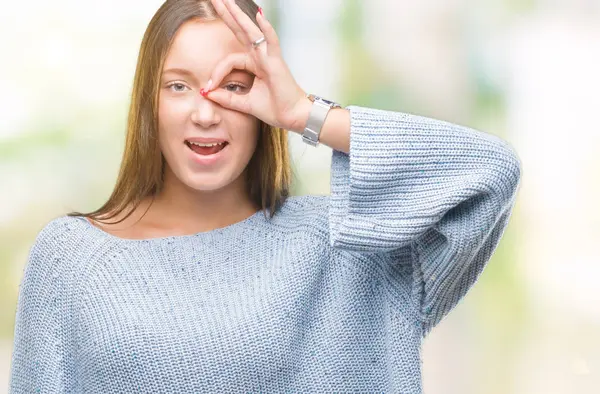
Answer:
[{"left": 204, "top": 0, "right": 311, "bottom": 132}]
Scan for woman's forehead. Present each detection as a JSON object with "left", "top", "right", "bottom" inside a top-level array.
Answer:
[{"left": 163, "top": 19, "right": 244, "bottom": 75}]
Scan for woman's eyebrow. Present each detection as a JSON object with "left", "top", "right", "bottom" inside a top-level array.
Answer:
[{"left": 162, "top": 68, "right": 197, "bottom": 79}]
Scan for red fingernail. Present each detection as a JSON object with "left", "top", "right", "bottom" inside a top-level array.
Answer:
[{"left": 258, "top": 7, "right": 263, "bottom": 17}]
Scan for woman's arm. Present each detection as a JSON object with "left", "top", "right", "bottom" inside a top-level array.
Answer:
[
  {"left": 9, "top": 220, "right": 77, "bottom": 393},
  {"left": 202, "top": 0, "right": 522, "bottom": 336},
  {"left": 324, "top": 105, "right": 521, "bottom": 336},
  {"left": 288, "top": 97, "right": 351, "bottom": 154}
]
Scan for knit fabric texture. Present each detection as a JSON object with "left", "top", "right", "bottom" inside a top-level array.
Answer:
[{"left": 9, "top": 105, "right": 521, "bottom": 393}]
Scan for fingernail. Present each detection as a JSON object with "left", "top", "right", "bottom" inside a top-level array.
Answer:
[
  {"left": 258, "top": 7, "right": 263, "bottom": 17},
  {"left": 206, "top": 79, "right": 213, "bottom": 91}
]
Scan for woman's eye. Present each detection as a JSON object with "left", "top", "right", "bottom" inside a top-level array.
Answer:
[
  {"left": 168, "top": 83, "right": 188, "bottom": 92},
  {"left": 224, "top": 83, "right": 247, "bottom": 93}
]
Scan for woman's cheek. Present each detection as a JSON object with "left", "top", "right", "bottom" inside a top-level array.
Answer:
[
  {"left": 160, "top": 94, "right": 193, "bottom": 118},
  {"left": 168, "top": 98, "right": 193, "bottom": 119}
]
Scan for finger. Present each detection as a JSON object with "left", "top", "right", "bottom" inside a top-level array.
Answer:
[
  {"left": 206, "top": 53, "right": 259, "bottom": 91},
  {"left": 256, "top": 8, "right": 281, "bottom": 57},
  {"left": 206, "top": 88, "right": 252, "bottom": 114},
  {"left": 222, "top": 0, "right": 264, "bottom": 47},
  {"left": 210, "top": 0, "right": 250, "bottom": 46}
]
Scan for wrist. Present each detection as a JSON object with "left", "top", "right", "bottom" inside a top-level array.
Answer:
[{"left": 288, "top": 95, "right": 314, "bottom": 134}]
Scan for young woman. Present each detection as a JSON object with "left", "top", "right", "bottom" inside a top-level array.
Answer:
[{"left": 9, "top": 0, "right": 521, "bottom": 392}]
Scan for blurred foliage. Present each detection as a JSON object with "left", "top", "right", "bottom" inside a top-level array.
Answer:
[
  {"left": 469, "top": 205, "right": 528, "bottom": 393},
  {"left": 0, "top": 246, "right": 16, "bottom": 338},
  {"left": 0, "top": 128, "right": 70, "bottom": 160},
  {"left": 335, "top": 1, "right": 527, "bottom": 393},
  {"left": 336, "top": 0, "right": 404, "bottom": 111},
  {"left": 505, "top": 0, "right": 537, "bottom": 13}
]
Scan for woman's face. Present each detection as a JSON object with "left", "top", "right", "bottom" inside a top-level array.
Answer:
[{"left": 158, "top": 18, "right": 259, "bottom": 193}]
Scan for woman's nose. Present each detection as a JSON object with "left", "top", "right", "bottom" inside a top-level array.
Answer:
[{"left": 190, "top": 94, "right": 220, "bottom": 127}]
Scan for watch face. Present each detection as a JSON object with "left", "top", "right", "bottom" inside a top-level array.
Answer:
[{"left": 316, "top": 97, "right": 340, "bottom": 107}]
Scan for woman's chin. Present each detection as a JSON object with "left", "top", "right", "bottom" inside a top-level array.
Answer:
[{"left": 180, "top": 171, "right": 232, "bottom": 192}]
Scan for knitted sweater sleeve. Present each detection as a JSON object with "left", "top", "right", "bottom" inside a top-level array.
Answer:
[
  {"left": 9, "top": 219, "right": 77, "bottom": 393},
  {"left": 328, "top": 105, "right": 521, "bottom": 335}
]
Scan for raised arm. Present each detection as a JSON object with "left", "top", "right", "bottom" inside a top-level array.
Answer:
[{"left": 327, "top": 105, "right": 521, "bottom": 335}]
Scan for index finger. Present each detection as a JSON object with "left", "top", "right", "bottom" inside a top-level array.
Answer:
[
  {"left": 209, "top": 0, "right": 252, "bottom": 47},
  {"left": 204, "top": 52, "right": 259, "bottom": 93},
  {"left": 223, "top": 0, "right": 264, "bottom": 45}
]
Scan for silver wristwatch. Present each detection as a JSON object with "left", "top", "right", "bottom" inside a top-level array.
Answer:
[{"left": 302, "top": 94, "right": 342, "bottom": 147}]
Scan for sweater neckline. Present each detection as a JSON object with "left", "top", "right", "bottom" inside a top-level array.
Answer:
[{"left": 74, "top": 209, "right": 267, "bottom": 243}]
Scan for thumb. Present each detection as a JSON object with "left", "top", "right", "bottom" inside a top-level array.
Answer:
[{"left": 205, "top": 89, "right": 252, "bottom": 114}]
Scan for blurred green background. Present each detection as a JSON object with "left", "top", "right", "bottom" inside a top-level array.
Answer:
[{"left": 1, "top": 0, "right": 599, "bottom": 392}]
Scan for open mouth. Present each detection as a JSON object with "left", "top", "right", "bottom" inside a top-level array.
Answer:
[{"left": 185, "top": 140, "right": 229, "bottom": 156}]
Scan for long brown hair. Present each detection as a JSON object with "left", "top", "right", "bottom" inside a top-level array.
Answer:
[{"left": 67, "top": 0, "right": 292, "bottom": 224}]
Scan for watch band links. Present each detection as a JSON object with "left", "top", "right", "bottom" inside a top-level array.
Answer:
[{"left": 302, "top": 94, "right": 342, "bottom": 147}]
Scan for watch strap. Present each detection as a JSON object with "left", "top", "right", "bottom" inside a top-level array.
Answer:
[{"left": 302, "top": 95, "right": 342, "bottom": 147}]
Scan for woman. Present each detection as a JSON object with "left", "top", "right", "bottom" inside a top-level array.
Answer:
[{"left": 9, "top": 0, "right": 521, "bottom": 392}]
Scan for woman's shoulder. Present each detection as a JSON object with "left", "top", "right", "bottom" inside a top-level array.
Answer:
[
  {"left": 33, "top": 215, "right": 80, "bottom": 245},
  {"left": 30, "top": 214, "right": 103, "bottom": 253},
  {"left": 268, "top": 194, "right": 331, "bottom": 236},
  {"left": 279, "top": 194, "right": 329, "bottom": 213},
  {"left": 275, "top": 194, "right": 329, "bottom": 220},
  {"left": 19, "top": 215, "right": 92, "bottom": 290}
]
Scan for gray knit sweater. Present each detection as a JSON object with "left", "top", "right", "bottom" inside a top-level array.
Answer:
[{"left": 9, "top": 105, "right": 521, "bottom": 393}]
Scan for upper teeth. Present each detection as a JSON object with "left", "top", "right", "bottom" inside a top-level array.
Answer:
[{"left": 189, "top": 141, "right": 225, "bottom": 147}]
